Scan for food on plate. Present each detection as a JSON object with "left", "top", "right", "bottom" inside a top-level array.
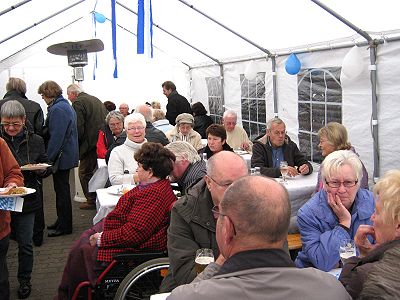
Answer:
[{"left": 4, "top": 187, "right": 26, "bottom": 195}]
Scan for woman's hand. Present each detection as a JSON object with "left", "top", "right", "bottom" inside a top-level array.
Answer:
[
  {"left": 89, "top": 232, "right": 102, "bottom": 247},
  {"left": 354, "top": 225, "right": 376, "bottom": 257},
  {"left": 328, "top": 192, "right": 351, "bottom": 228},
  {"left": 0, "top": 182, "right": 18, "bottom": 195}
]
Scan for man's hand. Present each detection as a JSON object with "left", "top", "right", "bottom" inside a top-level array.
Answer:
[
  {"left": 298, "top": 164, "right": 309, "bottom": 175},
  {"left": 287, "top": 166, "right": 299, "bottom": 177},
  {"left": 354, "top": 225, "right": 376, "bottom": 257},
  {"left": 327, "top": 192, "right": 351, "bottom": 229},
  {"left": 240, "top": 141, "right": 250, "bottom": 152}
]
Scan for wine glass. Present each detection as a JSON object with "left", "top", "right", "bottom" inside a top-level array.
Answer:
[
  {"left": 339, "top": 239, "right": 356, "bottom": 265},
  {"left": 280, "top": 161, "right": 289, "bottom": 184}
]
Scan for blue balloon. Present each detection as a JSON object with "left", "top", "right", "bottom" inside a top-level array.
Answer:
[
  {"left": 285, "top": 53, "right": 301, "bottom": 75},
  {"left": 94, "top": 12, "right": 106, "bottom": 23}
]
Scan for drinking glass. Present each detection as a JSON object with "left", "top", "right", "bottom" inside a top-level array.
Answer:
[
  {"left": 339, "top": 239, "right": 356, "bottom": 265},
  {"left": 195, "top": 248, "right": 214, "bottom": 274},
  {"left": 280, "top": 161, "right": 289, "bottom": 184}
]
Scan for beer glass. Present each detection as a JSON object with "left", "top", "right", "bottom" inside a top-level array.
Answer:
[
  {"left": 195, "top": 248, "right": 214, "bottom": 274},
  {"left": 280, "top": 161, "right": 289, "bottom": 184}
]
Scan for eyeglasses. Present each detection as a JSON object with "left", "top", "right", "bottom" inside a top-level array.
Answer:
[
  {"left": 1, "top": 122, "right": 23, "bottom": 128},
  {"left": 109, "top": 122, "right": 122, "bottom": 128},
  {"left": 211, "top": 205, "right": 237, "bottom": 235},
  {"left": 127, "top": 126, "right": 144, "bottom": 131},
  {"left": 208, "top": 175, "right": 233, "bottom": 188},
  {"left": 325, "top": 180, "right": 358, "bottom": 188}
]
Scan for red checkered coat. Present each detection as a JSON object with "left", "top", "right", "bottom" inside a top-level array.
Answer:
[{"left": 97, "top": 178, "right": 176, "bottom": 262}]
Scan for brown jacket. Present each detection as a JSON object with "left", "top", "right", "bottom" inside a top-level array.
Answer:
[{"left": 0, "top": 138, "right": 24, "bottom": 240}]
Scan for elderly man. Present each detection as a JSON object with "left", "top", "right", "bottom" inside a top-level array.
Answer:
[
  {"left": 118, "top": 103, "right": 130, "bottom": 117},
  {"left": 162, "top": 81, "right": 192, "bottom": 126},
  {"left": 168, "top": 176, "right": 352, "bottom": 300},
  {"left": 251, "top": 117, "right": 312, "bottom": 178},
  {"left": 166, "top": 141, "right": 207, "bottom": 194},
  {"left": 67, "top": 84, "right": 108, "bottom": 210},
  {"left": 135, "top": 104, "right": 169, "bottom": 145},
  {"left": 222, "top": 110, "right": 252, "bottom": 152},
  {"left": 159, "top": 151, "right": 248, "bottom": 292}
]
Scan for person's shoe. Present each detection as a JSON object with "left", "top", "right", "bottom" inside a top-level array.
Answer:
[
  {"left": 79, "top": 202, "right": 96, "bottom": 210},
  {"left": 48, "top": 229, "right": 72, "bottom": 237},
  {"left": 47, "top": 221, "right": 59, "bottom": 230},
  {"left": 18, "top": 281, "right": 31, "bottom": 299},
  {"left": 32, "top": 235, "right": 43, "bottom": 247}
]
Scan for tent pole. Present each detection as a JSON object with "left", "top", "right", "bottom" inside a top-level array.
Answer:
[
  {"left": 220, "top": 64, "right": 225, "bottom": 111},
  {"left": 0, "top": 0, "right": 31, "bottom": 17},
  {"left": 116, "top": 1, "right": 220, "bottom": 65},
  {"left": 312, "top": 0, "right": 380, "bottom": 179},
  {"left": 0, "top": 0, "right": 85, "bottom": 45},
  {"left": 271, "top": 57, "right": 278, "bottom": 117}
]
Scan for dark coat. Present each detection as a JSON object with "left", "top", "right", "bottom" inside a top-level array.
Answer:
[
  {"left": 1, "top": 90, "right": 44, "bottom": 136},
  {"left": 165, "top": 91, "right": 192, "bottom": 126},
  {"left": 339, "top": 239, "right": 400, "bottom": 299},
  {"left": 251, "top": 134, "right": 313, "bottom": 178},
  {"left": 145, "top": 122, "right": 169, "bottom": 146},
  {"left": 198, "top": 143, "right": 234, "bottom": 159},
  {"left": 45, "top": 96, "right": 79, "bottom": 171},
  {"left": 193, "top": 115, "right": 213, "bottom": 139},
  {"left": 72, "top": 92, "right": 107, "bottom": 159},
  {"left": 0, "top": 127, "right": 49, "bottom": 213}
]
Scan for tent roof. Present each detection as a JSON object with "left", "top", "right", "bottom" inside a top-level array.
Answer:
[{"left": 1, "top": 0, "right": 400, "bottom": 68}]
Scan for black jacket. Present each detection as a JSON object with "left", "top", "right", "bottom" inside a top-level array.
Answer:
[
  {"left": 1, "top": 90, "right": 44, "bottom": 136},
  {"left": 145, "top": 122, "right": 169, "bottom": 146},
  {"left": 193, "top": 115, "right": 213, "bottom": 139},
  {"left": 251, "top": 134, "right": 312, "bottom": 178},
  {"left": 0, "top": 127, "right": 49, "bottom": 213},
  {"left": 198, "top": 143, "right": 234, "bottom": 159},
  {"left": 165, "top": 91, "right": 192, "bottom": 126}
]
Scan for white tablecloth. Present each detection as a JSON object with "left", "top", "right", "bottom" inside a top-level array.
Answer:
[
  {"left": 88, "top": 159, "right": 108, "bottom": 193},
  {"left": 93, "top": 187, "right": 121, "bottom": 224}
]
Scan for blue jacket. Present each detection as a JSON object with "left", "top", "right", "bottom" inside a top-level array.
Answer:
[
  {"left": 46, "top": 96, "right": 79, "bottom": 170},
  {"left": 295, "top": 189, "right": 374, "bottom": 271}
]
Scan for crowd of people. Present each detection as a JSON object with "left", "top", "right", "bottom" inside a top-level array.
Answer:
[{"left": 0, "top": 77, "right": 398, "bottom": 300}]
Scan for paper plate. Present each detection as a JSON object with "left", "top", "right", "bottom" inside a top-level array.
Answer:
[
  {"left": 21, "top": 163, "right": 52, "bottom": 171},
  {"left": 107, "top": 185, "right": 135, "bottom": 195},
  {"left": 0, "top": 187, "right": 36, "bottom": 198}
]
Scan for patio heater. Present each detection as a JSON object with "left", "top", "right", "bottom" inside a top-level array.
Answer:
[{"left": 47, "top": 38, "right": 104, "bottom": 82}]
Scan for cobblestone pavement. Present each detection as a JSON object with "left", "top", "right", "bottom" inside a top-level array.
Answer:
[{"left": 7, "top": 176, "right": 96, "bottom": 300}]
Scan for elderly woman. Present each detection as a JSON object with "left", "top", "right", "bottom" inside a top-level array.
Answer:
[
  {"left": 0, "top": 101, "right": 49, "bottom": 298},
  {"left": 317, "top": 122, "right": 368, "bottom": 191},
  {"left": 55, "top": 142, "right": 177, "bottom": 299},
  {"left": 295, "top": 150, "right": 375, "bottom": 271},
  {"left": 199, "top": 124, "right": 233, "bottom": 159},
  {"left": 339, "top": 169, "right": 400, "bottom": 299},
  {"left": 107, "top": 113, "right": 147, "bottom": 185},
  {"left": 166, "top": 113, "right": 202, "bottom": 150},
  {"left": 96, "top": 111, "right": 125, "bottom": 159}
]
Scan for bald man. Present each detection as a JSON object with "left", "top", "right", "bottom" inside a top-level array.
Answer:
[{"left": 169, "top": 176, "right": 352, "bottom": 300}]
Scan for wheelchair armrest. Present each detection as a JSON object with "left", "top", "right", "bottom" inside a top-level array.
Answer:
[{"left": 113, "top": 251, "right": 168, "bottom": 265}]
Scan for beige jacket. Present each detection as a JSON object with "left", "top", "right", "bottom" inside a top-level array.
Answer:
[{"left": 166, "top": 127, "right": 202, "bottom": 150}]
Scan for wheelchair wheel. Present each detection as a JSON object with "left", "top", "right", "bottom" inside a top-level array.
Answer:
[{"left": 114, "top": 257, "right": 170, "bottom": 300}]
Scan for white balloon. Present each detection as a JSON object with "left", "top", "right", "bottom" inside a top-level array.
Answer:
[
  {"left": 341, "top": 45, "right": 364, "bottom": 79},
  {"left": 244, "top": 60, "right": 257, "bottom": 81}
]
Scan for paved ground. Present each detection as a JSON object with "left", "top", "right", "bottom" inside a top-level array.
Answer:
[{"left": 7, "top": 175, "right": 96, "bottom": 300}]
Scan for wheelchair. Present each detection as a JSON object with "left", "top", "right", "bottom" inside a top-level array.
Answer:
[{"left": 72, "top": 252, "right": 169, "bottom": 300}]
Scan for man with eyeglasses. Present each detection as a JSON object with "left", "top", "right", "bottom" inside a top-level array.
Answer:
[
  {"left": 159, "top": 151, "right": 248, "bottom": 292},
  {"left": 222, "top": 110, "right": 252, "bottom": 152},
  {"left": 67, "top": 84, "right": 107, "bottom": 210},
  {"left": 168, "top": 176, "right": 351, "bottom": 300},
  {"left": 251, "top": 117, "right": 313, "bottom": 178}
]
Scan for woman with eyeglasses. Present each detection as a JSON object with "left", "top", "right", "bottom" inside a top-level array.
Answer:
[
  {"left": 107, "top": 113, "right": 147, "bottom": 185},
  {"left": 294, "top": 150, "right": 375, "bottom": 271}
]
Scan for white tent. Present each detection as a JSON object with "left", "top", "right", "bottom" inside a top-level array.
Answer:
[{"left": 1, "top": 0, "right": 400, "bottom": 183}]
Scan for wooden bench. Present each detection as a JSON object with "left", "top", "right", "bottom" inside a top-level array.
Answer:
[{"left": 288, "top": 233, "right": 302, "bottom": 250}]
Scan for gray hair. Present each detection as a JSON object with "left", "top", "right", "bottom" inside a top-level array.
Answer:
[
  {"left": 266, "top": 117, "right": 285, "bottom": 130},
  {"left": 66, "top": 83, "right": 83, "bottom": 94},
  {"left": 153, "top": 109, "right": 166, "bottom": 122},
  {"left": 223, "top": 110, "right": 237, "bottom": 119},
  {"left": 6, "top": 77, "right": 27, "bottom": 94},
  {"left": 1, "top": 100, "right": 26, "bottom": 118},
  {"left": 124, "top": 112, "right": 146, "bottom": 129},
  {"left": 105, "top": 110, "right": 124, "bottom": 124},
  {"left": 221, "top": 176, "right": 291, "bottom": 243},
  {"left": 321, "top": 150, "right": 363, "bottom": 186},
  {"left": 136, "top": 104, "right": 153, "bottom": 122},
  {"left": 166, "top": 141, "right": 200, "bottom": 163}
]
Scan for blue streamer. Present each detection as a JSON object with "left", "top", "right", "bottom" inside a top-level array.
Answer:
[
  {"left": 111, "top": 0, "right": 118, "bottom": 78},
  {"left": 137, "top": 0, "right": 144, "bottom": 54}
]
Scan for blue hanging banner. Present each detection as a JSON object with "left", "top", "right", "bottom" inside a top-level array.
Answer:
[
  {"left": 137, "top": 0, "right": 153, "bottom": 58},
  {"left": 111, "top": 0, "right": 118, "bottom": 78}
]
